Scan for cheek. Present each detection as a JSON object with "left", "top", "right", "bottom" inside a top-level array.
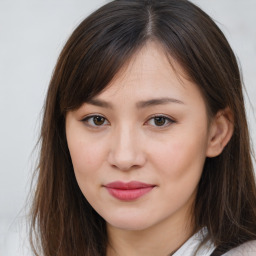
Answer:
[
  {"left": 149, "top": 129, "right": 208, "bottom": 182},
  {"left": 66, "top": 134, "right": 108, "bottom": 194},
  {"left": 149, "top": 135, "right": 207, "bottom": 213},
  {"left": 68, "top": 144, "right": 102, "bottom": 205},
  {"left": 67, "top": 133, "right": 105, "bottom": 171}
]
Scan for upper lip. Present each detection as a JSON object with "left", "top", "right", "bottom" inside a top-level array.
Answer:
[{"left": 104, "top": 181, "right": 155, "bottom": 189}]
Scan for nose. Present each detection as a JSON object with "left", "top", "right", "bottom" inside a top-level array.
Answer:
[{"left": 107, "top": 125, "right": 146, "bottom": 171}]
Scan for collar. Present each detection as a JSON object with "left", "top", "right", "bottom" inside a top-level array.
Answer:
[{"left": 172, "top": 228, "right": 215, "bottom": 256}]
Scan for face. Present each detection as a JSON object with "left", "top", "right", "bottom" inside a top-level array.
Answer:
[{"left": 65, "top": 42, "right": 212, "bottom": 232}]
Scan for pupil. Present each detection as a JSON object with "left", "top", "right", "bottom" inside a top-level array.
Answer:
[
  {"left": 154, "top": 117, "right": 165, "bottom": 126},
  {"left": 93, "top": 116, "right": 105, "bottom": 125}
]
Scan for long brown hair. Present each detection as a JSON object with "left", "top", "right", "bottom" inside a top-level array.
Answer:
[{"left": 30, "top": 0, "right": 256, "bottom": 255}]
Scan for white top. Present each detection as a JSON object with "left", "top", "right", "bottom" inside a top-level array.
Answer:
[{"left": 173, "top": 228, "right": 256, "bottom": 256}]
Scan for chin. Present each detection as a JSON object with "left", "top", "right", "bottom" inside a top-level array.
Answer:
[
  {"left": 104, "top": 211, "right": 156, "bottom": 231},
  {"left": 108, "top": 220, "right": 152, "bottom": 231}
]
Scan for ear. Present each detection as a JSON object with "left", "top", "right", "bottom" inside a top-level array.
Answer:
[{"left": 206, "top": 108, "right": 234, "bottom": 158}]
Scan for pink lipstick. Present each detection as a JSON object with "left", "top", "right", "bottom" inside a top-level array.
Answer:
[{"left": 104, "top": 181, "right": 155, "bottom": 201}]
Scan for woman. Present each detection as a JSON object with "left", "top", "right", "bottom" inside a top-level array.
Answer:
[{"left": 30, "top": 0, "right": 256, "bottom": 255}]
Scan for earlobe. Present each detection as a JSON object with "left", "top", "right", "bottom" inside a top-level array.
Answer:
[{"left": 206, "top": 108, "right": 234, "bottom": 158}]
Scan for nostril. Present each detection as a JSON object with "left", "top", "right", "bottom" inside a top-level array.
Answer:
[{"left": 107, "top": 149, "right": 146, "bottom": 171}]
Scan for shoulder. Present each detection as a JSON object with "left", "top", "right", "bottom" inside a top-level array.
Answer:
[{"left": 223, "top": 240, "right": 256, "bottom": 256}]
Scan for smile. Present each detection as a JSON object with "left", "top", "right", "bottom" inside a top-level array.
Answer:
[{"left": 104, "top": 181, "right": 156, "bottom": 201}]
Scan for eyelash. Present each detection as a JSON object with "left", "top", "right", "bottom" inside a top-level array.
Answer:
[
  {"left": 145, "top": 115, "right": 176, "bottom": 127},
  {"left": 81, "top": 114, "right": 176, "bottom": 128},
  {"left": 82, "top": 115, "right": 110, "bottom": 127}
]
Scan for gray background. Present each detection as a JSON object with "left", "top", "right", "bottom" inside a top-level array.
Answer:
[{"left": 0, "top": 0, "right": 255, "bottom": 255}]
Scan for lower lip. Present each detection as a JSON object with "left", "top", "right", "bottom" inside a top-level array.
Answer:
[{"left": 105, "top": 187, "right": 154, "bottom": 201}]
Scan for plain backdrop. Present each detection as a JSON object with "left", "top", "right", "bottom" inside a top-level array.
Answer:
[{"left": 0, "top": 0, "right": 255, "bottom": 255}]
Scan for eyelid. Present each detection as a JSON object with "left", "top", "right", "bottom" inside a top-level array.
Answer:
[
  {"left": 144, "top": 114, "right": 176, "bottom": 127},
  {"left": 81, "top": 114, "right": 110, "bottom": 127},
  {"left": 80, "top": 113, "right": 176, "bottom": 128}
]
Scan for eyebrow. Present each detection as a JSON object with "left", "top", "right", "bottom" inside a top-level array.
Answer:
[
  {"left": 86, "top": 99, "right": 113, "bottom": 108},
  {"left": 136, "top": 97, "right": 185, "bottom": 108},
  {"left": 86, "top": 97, "right": 185, "bottom": 109}
]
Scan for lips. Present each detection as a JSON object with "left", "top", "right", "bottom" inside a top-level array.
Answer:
[{"left": 104, "top": 181, "right": 155, "bottom": 201}]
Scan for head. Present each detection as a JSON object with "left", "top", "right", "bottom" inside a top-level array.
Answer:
[{"left": 31, "top": 1, "right": 256, "bottom": 256}]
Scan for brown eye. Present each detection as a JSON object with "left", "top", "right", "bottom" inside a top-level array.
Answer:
[
  {"left": 93, "top": 116, "right": 105, "bottom": 126},
  {"left": 82, "top": 115, "right": 109, "bottom": 127},
  {"left": 146, "top": 115, "right": 175, "bottom": 127},
  {"left": 154, "top": 116, "right": 166, "bottom": 126}
]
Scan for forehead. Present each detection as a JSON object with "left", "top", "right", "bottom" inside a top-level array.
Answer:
[{"left": 94, "top": 41, "right": 204, "bottom": 107}]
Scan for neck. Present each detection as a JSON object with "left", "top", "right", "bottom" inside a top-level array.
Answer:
[{"left": 106, "top": 210, "right": 194, "bottom": 256}]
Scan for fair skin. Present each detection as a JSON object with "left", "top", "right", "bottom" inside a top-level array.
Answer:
[{"left": 66, "top": 42, "right": 233, "bottom": 256}]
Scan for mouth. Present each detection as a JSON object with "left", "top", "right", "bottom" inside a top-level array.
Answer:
[{"left": 104, "top": 181, "right": 156, "bottom": 201}]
